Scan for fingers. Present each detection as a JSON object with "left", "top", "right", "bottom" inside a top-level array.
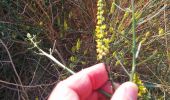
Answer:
[
  {"left": 48, "top": 85, "right": 79, "bottom": 100},
  {"left": 100, "top": 82, "right": 113, "bottom": 94},
  {"left": 111, "top": 82, "right": 138, "bottom": 100},
  {"left": 48, "top": 63, "right": 108, "bottom": 100}
]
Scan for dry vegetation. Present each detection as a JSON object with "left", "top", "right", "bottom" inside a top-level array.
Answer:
[{"left": 0, "top": 0, "right": 170, "bottom": 99}]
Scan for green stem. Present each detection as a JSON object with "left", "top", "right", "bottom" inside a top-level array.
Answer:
[{"left": 130, "top": 0, "right": 136, "bottom": 81}]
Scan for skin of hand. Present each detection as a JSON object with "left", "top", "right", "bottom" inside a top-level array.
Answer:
[{"left": 48, "top": 63, "right": 138, "bottom": 100}]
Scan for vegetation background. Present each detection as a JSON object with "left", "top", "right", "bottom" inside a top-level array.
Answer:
[{"left": 0, "top": 0, "right": 169, "bottom": 99}]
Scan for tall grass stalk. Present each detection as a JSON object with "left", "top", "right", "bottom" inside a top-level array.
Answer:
[{"left": 130, "top": 0, "right": 136, "bottom": 81}]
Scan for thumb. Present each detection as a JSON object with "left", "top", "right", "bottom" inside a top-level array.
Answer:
[{"left": 111, "top": 82, "right": 138, "bottom": 100}]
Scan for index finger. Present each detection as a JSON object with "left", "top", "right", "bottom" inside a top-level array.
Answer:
[{"left": 49, "top": 63, "right": 108, "bottom": 100}]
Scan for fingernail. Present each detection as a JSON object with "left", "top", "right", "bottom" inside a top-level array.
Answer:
[
  {"left": 111, "top": 82, "right": 138, "bottom": 100},
  {"left": 124, "top": 82, "right": 138, "bottom": 100}
]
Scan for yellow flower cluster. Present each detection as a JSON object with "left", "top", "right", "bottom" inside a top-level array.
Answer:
[
  {"left": 158, "top": 27, "right": 164, "bottom": 36},
  {"left": 118, "top": 11, "right": 129, "bottom": 35},
  {"left": 95, "top": 0, "right": 110, "bottom": 60},
  {"left": 140, "top": 31, "right": 151, "bottom": 44},
  {"left": 133, "top": 73, "right": 147, "bottom": 96}
]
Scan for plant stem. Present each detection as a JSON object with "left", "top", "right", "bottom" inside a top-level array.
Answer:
[
  {"left": 29, "top": 37, "right": 75, "bottom": 75},
  {"left": 130, "top": 0, "right": 136, "bottom": 81}
]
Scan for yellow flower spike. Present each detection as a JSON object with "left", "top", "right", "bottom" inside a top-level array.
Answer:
[
  {"left": 97, "top": 55, "right": 103, "bottom": 60},
  {"left": 97, "top": 42, "right": 102, "bottom": 46},
  {"left": 96, "top": 48, "right": 102, "bottom": 54},
  {"left": 103, "top": 47, "right": 109, "bottom": 52},
  {"left": 103, "top": 38, "right": 110, "bottom": 44},
  {"left": 133, "top": 73, "right": 147, "bottom": 97},
  {"left": 100, "top": 17, "right": 105, "bottom": 22},
  {"left": 100, "top": 45, "right": 105, "bottom": 49},
  {"left": 96, "top": 25, "right": 100, "bottom": 29},
  {"left": 99, "top": 10, "right": 104, "bottom": 15},
  {"left": 97, "top": 19, "right": 103, "bottom": 25},
  {"left": 96, "top": 33, "right": 104, "bottom": 38},
  {"left": 101, "top": 52, "right": 106, "bottom": 55},
  {"left": 97, "top": 16, "right": 101, "bottom": 20},
  {"left": 101, "top": 25, "right": 106, "bottom": 30},
  {"left": 95, "top": 0, "right": 110, "bottom": 60},
  {"left": 98, "top": 6, "right": 103, "bottom": 11}
]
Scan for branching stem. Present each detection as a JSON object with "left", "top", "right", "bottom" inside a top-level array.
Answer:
[{"left": 28, "top": 36, "right": 75, "bottom": 75}]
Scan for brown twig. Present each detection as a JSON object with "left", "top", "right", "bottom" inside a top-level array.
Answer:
[
  {"left": 0, "top": 39, "right": 29, "bottom": 100},
  {"left": 0, "top": 80, "right": 58, "bottom": 88}
]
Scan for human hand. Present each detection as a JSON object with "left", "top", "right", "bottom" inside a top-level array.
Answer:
[{"left": 48, "top": 63, "right": 138, "bottom": 100}]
